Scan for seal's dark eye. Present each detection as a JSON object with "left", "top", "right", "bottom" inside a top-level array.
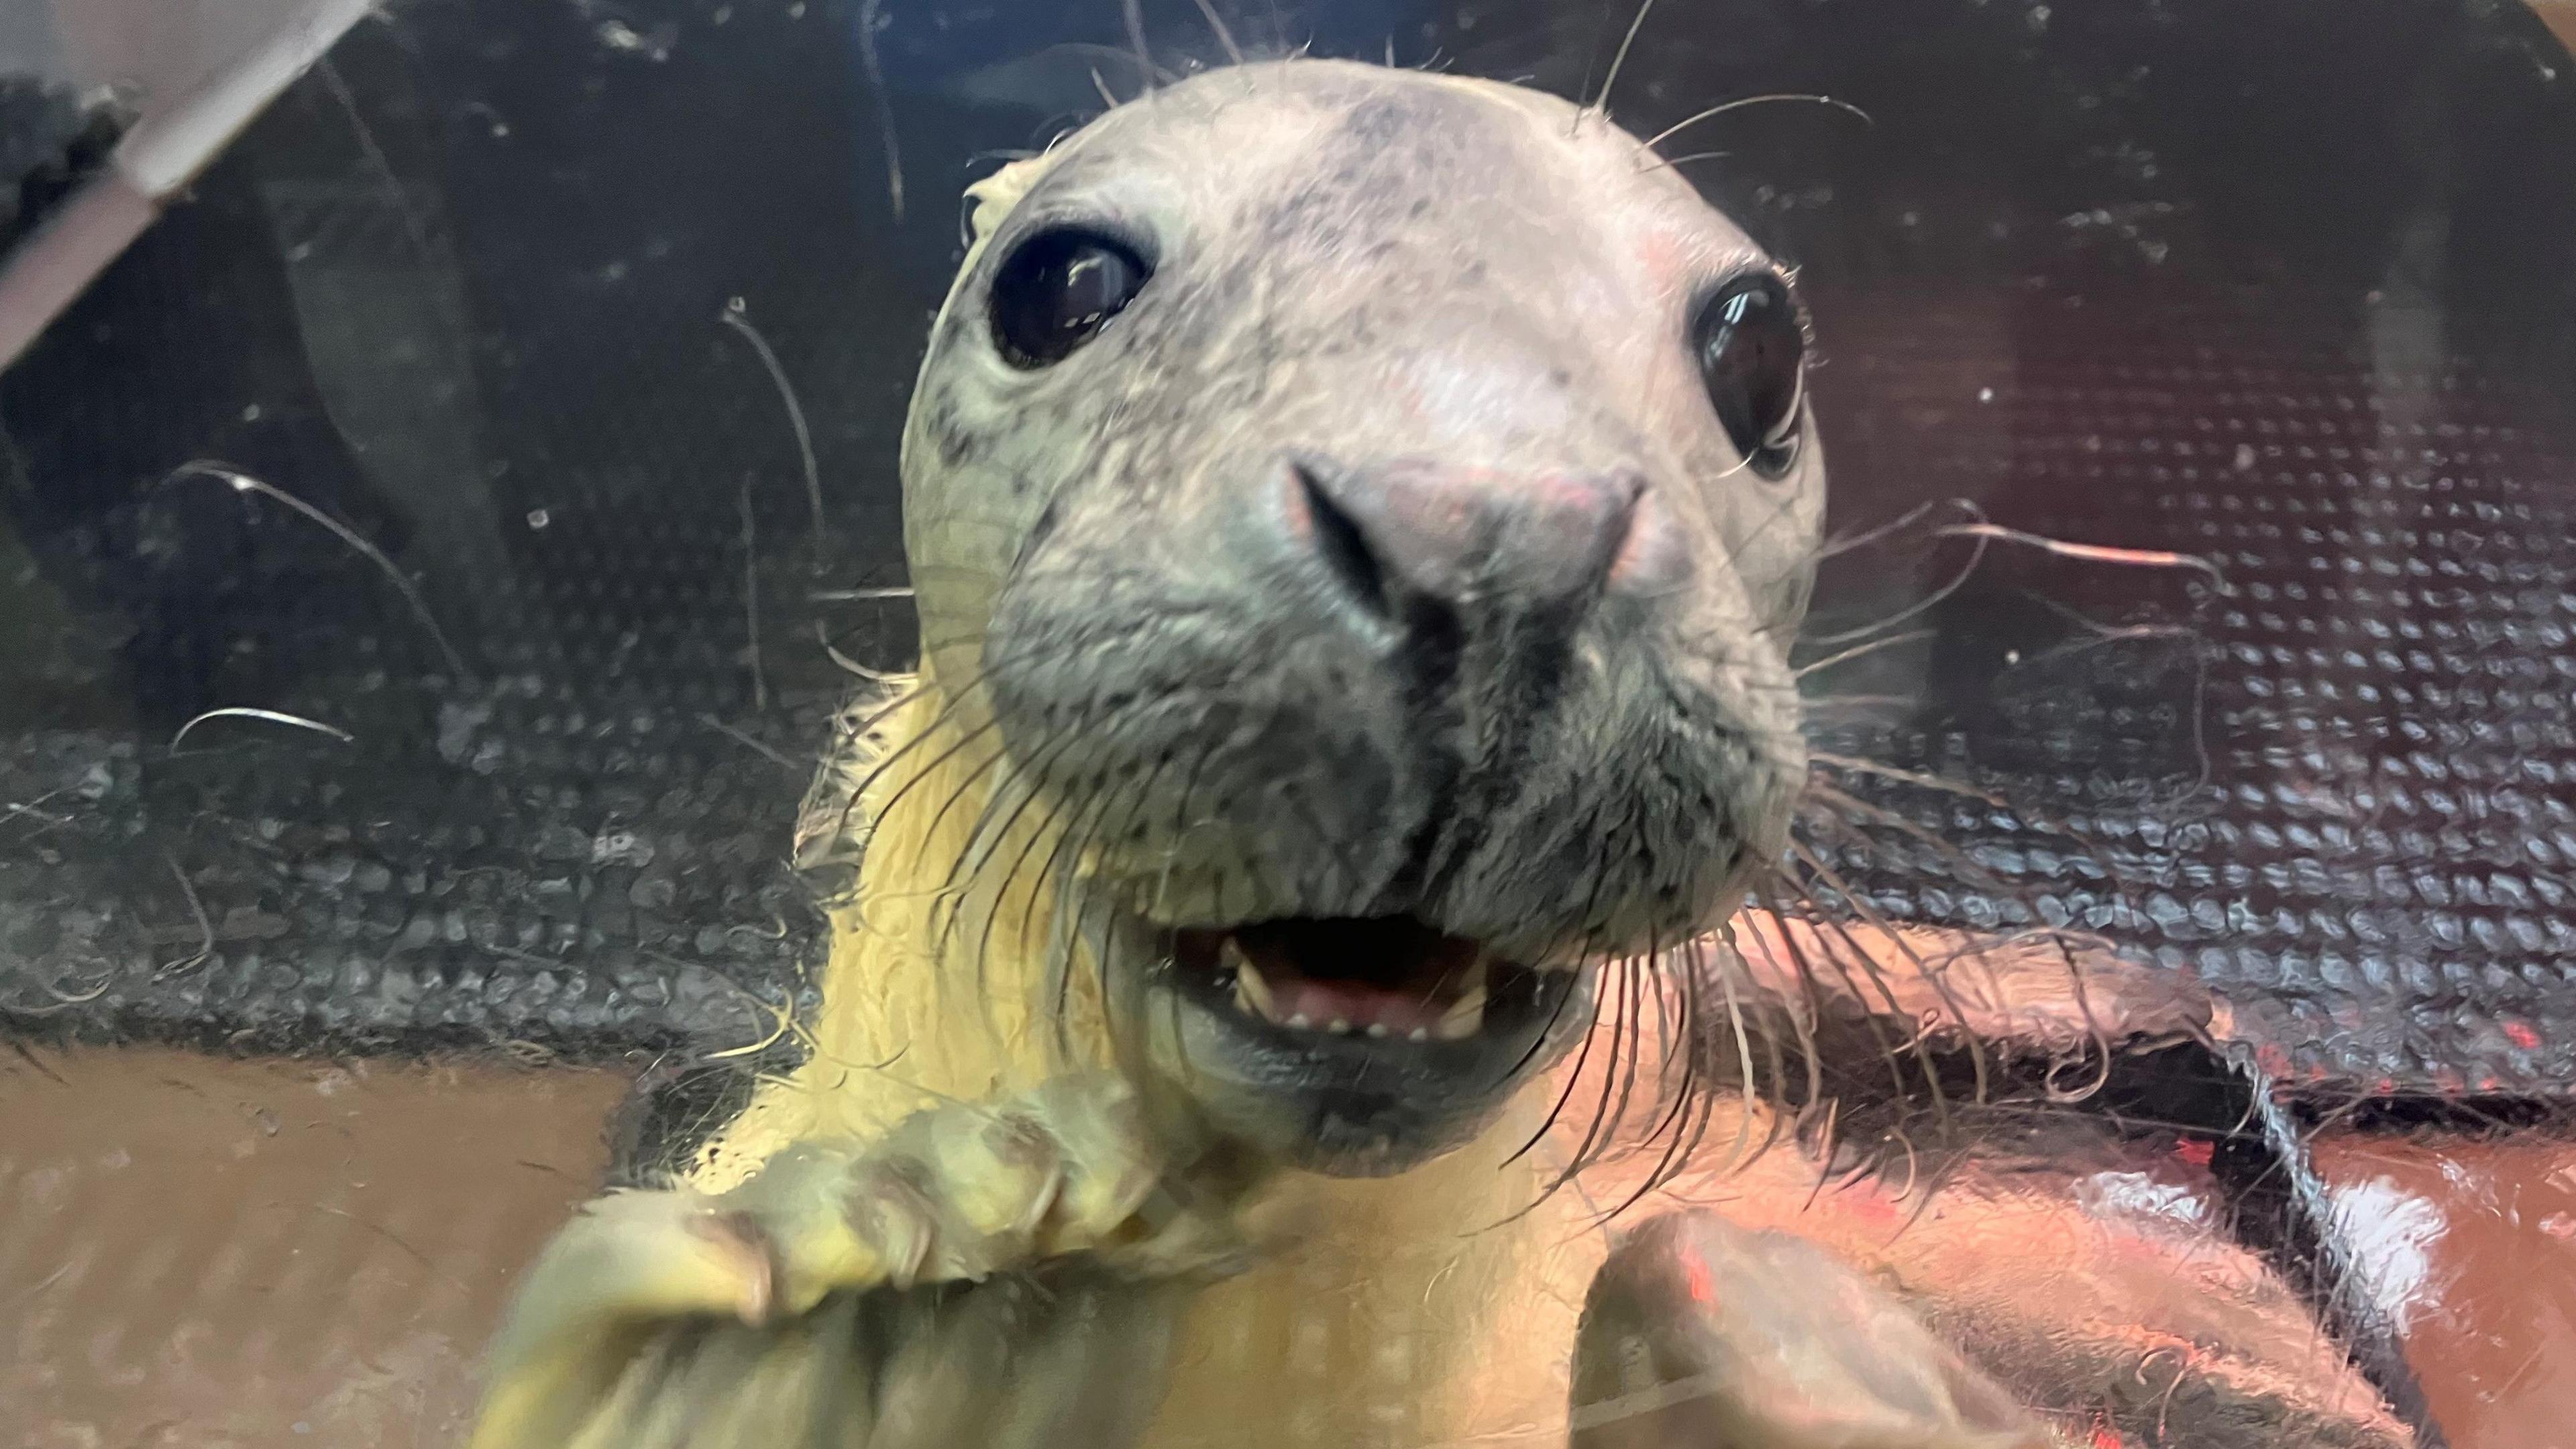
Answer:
[
  {"left": 989, "top": 228, "right": 1150, "bottom": 368},
  {"left": 1692, "top": 274, "right": 1805, "bottom": 479}
]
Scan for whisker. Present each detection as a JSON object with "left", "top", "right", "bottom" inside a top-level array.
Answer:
[
  {"left": 1806, "top": 752, "right": 2006, "bottom": 808},
  {"left": 1058, "top": 780, "right": 1161, "bottom": 1074},
  {"left": 1122, "top": 0, "right": 1157, "bottom": 95},
  {"left": 938, "top": 731, "right": 1099, "bottom": 971},
  {"left": 1587, "top": 0, "right": 1663, "bottom": 121},
  {"left": 1553, "top": 955, "right": 1638, "bottom": 1190},
  {"left": 1185, "top": 0, "right": 1245, "bottom": 65},
  {"left": 966, "top": 783, "right": 1087, "bottom": 1053},
  {"left": 1035, "top": 779, "right": 1118, "bottom": 1063},
  {"left": 1633, "top": 147, "right": 1731, "bottom": 176},
  {"left": 1599, "top": 944, "right": 1652, "bottom": 1166},
  {"left": 1788, "top": 844, "right": 1981, "bottom": 1124},
  {"left": 169, "top": 707, "right": 354, "bottom": 753},
  {"left": 910, "top": 747, "right": 1026, "bottom": 953},
  {"left": 1487, "top": 950, "right": 1587, "bottom": 1097},
  {"left": 1699, "top": 932, "right": 1766, "bottom": 1171},
  {"left": 1794, "top": 694, "right": 1917, "bottom": 714},
  {"left": 826, "top": 667, "right": 1002, "bottom": 849},
  {"left": 1766, "top": 887, "right": 1915, "bottom": 1109},
  {"left": 163, "top": 462, "right": 470, "bottom": 681},
  {"left": 720, "top": 300, "right": 827, "bottom": 551},
  {"left": 1745, "top": 879, "right": 1827, "bottom": 1113},
  {"left": 1794, "top": 782, "right": 2014, "bottom": 897},
  {"left": 856, "top": 716, "right": 1010, "bottom": 872},
  {"left": 739, "top": 476, "right": 767, "bottom": 710},
  {"left": 1013, "top": 765, "right": 1128, "bottom": 996},
  {"left": 700, "top": 713, "right": 800, "bottom": 771},
  {"left": 1507, "top": 960, "right": 1609, "bottom": 1170},
  {"left": 1640, "top": 93, "right": 1874, "bottom": 155},
  {"left": 1030, "top": 41, "right": 1181, "bottom": 87},
  {"left": 1618, "top": 942, "right": 1707, "bottom": 1208},
  {"left": 793, "top": 677, "right": 932, "bottom": 867},
  {"left": 1815, "top": 496, "right": 1982, "bottom": 561},
  {"left": 1796, "top": 529, "right": 1992, "bottom": 649},
  {"left": 1934, "top": 522, "right": 2224, "bottom": 585},
  {"left": 1792, "top": 629, "right": 1936, "bottom": 682},
  {"left": 814, "top": 621, "right": 908, "bottom": 682},
  {"left": 854, "top": 0, "right": 904, "bottom": 220}
]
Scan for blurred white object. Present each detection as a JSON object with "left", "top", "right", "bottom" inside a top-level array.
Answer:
[{"left": 0, "top": 0, "right": 371, "bottom": 367}]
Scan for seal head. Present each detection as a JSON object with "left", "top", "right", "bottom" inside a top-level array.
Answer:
[{"left": 901, "top": 59, "right": 1825, "bottom": 1173}]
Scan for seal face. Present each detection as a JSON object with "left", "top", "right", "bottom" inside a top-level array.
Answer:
[{"left": 902, "top": 59, "right": 1827, "bottom": 1173}]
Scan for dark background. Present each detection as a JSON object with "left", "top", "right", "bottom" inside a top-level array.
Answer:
[{"left": 1, "top": 0, "right": 2573, "bottom": 1102}]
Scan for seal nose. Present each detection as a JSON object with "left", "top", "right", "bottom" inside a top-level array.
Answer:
[{"left": 1282, "top": 453, "right": 1643, "bottom": 629}]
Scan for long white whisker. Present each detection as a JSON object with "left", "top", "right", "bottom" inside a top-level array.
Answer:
[
  {"left": 1186, "top": 0, "right": 1245, "bottom": 64},
  {"left": 1642, "top": 93, "right": 1874, "bottom": 155},
  {"left": 1589, "top": 0, "right": 1662, "bottom": 119}
]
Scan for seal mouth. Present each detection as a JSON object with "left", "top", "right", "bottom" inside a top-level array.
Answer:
[
  {"left": 1169, "top": 916, "right": 1566, "bottom": 1053},
  {"left": 1126, "top": 912, "right": 1589, "bottom": 1174}
]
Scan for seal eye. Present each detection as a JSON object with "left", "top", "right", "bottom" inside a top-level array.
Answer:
[
  {"left": 1692, "top": 274, "right": 1805, "bottom": 479},
  {"left": 989, "top": 228, "right": 1151, "bottom": 368}
]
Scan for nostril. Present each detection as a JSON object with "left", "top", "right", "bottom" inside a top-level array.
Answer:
[
  {"left": 1601, "top": 472, "right": 1646, "bottom": 568},
  {"left": 1294, "top": 460, "right": 1393, "bottom": 623},
  {"left": 1603, "top": 474, "right": 1681, "bottom": 594}
]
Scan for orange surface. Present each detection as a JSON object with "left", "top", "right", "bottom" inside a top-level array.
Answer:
[
  {"left": 0, "top": 1046, "right": 630, "bottom": 1449},
  {"left": 5, "top": 1040, "right": 2571, "bottom": 1447},
  {"left": 2311, "top": 1131, "right": 2576, "bottom": 1449},
  {"left": 2531, "top": 1, "right": 2576, "bottom": 55}
]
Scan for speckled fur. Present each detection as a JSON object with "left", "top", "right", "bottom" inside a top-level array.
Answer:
[{"left": 900, "top": 61, "right": 1822, "bottom": 969}]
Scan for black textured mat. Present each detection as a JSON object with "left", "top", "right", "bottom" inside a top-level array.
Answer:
[
  {"left": 2, "top": 0, "right": 2572, "bottom": 1106},
  {"left": 1799, "top": 284, "right": 2576, "bottom": 1099}
]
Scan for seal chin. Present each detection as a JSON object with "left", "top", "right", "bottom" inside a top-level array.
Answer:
[{"left": 1128, "top": 915, "right": 1591, "bottom": 1175}]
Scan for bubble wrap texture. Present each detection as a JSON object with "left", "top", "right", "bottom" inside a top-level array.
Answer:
[{"left": 1801, "top": 289, "right": 2576, "bottom": 1101}]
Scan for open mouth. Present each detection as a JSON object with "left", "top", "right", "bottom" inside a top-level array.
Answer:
[
  {"left": 1170, "top": 916, "right": 1560, "bottom": 1049},
  {"left": 1155, "top": 916, "right": 1587, "bottom": 1166}
]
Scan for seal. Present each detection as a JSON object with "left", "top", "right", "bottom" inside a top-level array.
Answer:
[{"left": 464, "top": 57, "right": 2412, "bottom": 1449}]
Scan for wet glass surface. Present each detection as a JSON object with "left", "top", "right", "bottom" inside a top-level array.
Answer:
[{"left": 3, "top": 1, "right": 2573, "bottom": 1446}]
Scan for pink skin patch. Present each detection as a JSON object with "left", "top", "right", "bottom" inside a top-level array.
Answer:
[
  {"left": 1681, "top": 1249, "right": 1716, "bottom": 1307},
  {"left": 1607, "top": 486, "right": 1691, "bottom": 595},
  {"left": 1633, "top": 226, "right": 1693, "bottom": 299},
  {"left": 1275, "top": 463, "right": 1318, "bottom": 546},
  {"left": 1261, "top": 975, "right": 1450, "bottom": 1035},
  {"left": 2504, "top": 1020, "right": 2540, "bottom": 1051}
]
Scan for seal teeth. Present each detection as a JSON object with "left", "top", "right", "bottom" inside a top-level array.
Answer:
[
  {"left": 1434, "top": 987, "right": 1487, "bottom": 1041},
  {"left": 1211, "top": 930, "right": 1497, "bottom": 1042},
  {"left": 1431, "top": 956, "right": 1491, "bottom": 1040},
  {"left": 1226, "top": 941, "right": 1278, "bottom": 1022}
]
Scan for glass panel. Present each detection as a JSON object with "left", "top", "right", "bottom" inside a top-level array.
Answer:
[{"left": 4, "top": 3, "right": 2569, "bottom": 1446}]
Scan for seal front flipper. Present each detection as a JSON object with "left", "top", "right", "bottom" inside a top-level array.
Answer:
[
  {"left": 466, "top": 1073, "right": 1254, "bottom": 1449},
  {"left": 1569, "top": 1210, "right": 2056, "bottom": 1449},
  {"left": 467, "top": 1189, "right": 784, "bottom": 1449}
]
